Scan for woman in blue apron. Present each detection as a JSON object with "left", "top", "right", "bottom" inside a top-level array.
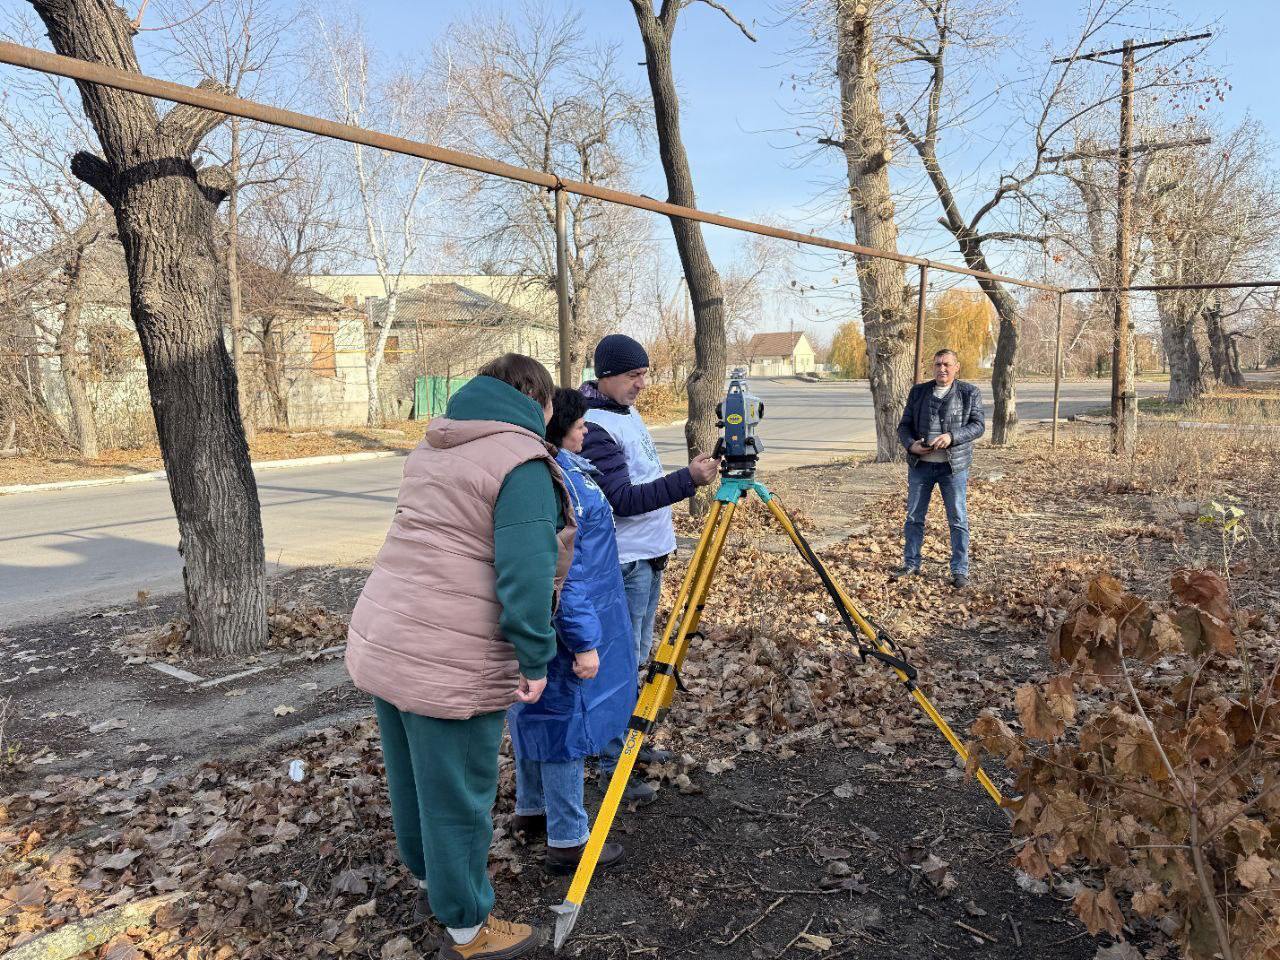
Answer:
[{"left": 507, "top": 388, "right": 636, "bottom": 874}]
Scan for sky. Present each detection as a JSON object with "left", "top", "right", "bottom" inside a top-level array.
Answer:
[
  {"left": 3, "top": 0, "right": 1277, "bottom": 339},
  {"left": 347, "top": 0, "right": 1280, "bottom": 336}
]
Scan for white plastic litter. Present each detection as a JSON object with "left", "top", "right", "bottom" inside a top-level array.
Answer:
[{"left": 288, "top": 759, "right": 307, "bottom": 782}]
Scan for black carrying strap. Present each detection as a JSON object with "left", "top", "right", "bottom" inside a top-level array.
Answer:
[{"left": 772, "top": 496, "right": 918, "bottom": 690}]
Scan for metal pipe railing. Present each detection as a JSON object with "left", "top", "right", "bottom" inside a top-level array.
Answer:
[{"left": 0, "top": 40, "right": 1064, "bottom": 295}]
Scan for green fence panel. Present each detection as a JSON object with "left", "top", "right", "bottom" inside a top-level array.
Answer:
[{"left": 413, "top": 375, "right": 472, "bottom": 419}]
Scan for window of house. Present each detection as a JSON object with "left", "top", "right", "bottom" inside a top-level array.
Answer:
[
  {"left": 385, "top": 335, "right": 400, "bottom": 364},
  {"left": 310, "top": 331, "right": 337, "bottom": 378}
]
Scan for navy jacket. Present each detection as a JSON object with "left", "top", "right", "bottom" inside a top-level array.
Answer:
[
  {"left": 896, "top": 380, "right": 985, "bottom": 473},
  {"left": 578, "top": 382, "right": 695, "bottom": 518}
]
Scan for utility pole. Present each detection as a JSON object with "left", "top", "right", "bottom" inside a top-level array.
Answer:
[
  {"left": 1112, "top": 39, "right": 1135, "bottom": 454},
  {"left": 1052, "top": 31, "right": 1210, "bottom": 456}
]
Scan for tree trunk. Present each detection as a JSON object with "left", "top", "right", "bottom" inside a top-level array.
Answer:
[
  {"left": 835, "top": 0, "right": 911, "bottom": 462},
  {"left": 630, "top": 4, "right": 727, "bottom": 502},
  {"left": 226, "top": 117, "right": 254, "bottom": 440},
  {"left": 1203, "top": 303, "right": 1245, "bottom": 388},
  {"left": 57, "top": 247, "right": 100, "bottom": 460},
  {"left": 31, "top": 0, "right": 267, "bottom": 655},
  {"left": 260, "top": 319, "right": 289, "bottom": 426},
  {"left": 367, "top": 292, "right": 396, "bottom": 425},
  {"left": 1157, "top": 297, "right": 1205, "bottom": 403},
  {"left": 978, "top": 272, "right": 1021, "bottom": 445}
]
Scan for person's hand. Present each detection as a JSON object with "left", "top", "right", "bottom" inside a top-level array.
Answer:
[
  {"left": 931, "top": 433, "right": 953, "bottom": 450},
  {"left": 689, "top": 452, "right": 721, "bottom": 486},
  {"left": 909, "top": 440, "right": 931, "bottom": 456},
  {"left": 516, "top": 675, "right": 547, "bottom": 704},
  {"left": 573, "top": 649, "right": 600, "bottom": 680}
]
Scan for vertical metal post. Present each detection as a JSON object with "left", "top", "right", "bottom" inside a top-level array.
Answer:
[
  {"left": 914, "top": 264, "right": 928, "bottom": 384},
  {"left": 1111, "top": 40, "right": 1136, "bottom": 455},
  {"left": 1052, "top": 292, "right": 1064, "bottom": 448},
  {"left": 554, "top": 186, "right": 573, "bottom": 388}
]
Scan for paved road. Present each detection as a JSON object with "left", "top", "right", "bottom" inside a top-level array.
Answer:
[{"left": 0, "top": 377, "right": 1156, "bottom": 625}]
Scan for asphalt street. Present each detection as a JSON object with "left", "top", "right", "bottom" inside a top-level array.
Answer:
[{"left": 0, "top": 376, "right": 1157, "bottom": 625}]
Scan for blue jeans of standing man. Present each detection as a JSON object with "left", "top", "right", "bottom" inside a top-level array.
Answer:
[
  {"left": 598, "top": 557, "right": 664, "bottom": 773},
  {"left": 903, "top": 461, "right": 970, "bottom": 576},
  {"left": 512, "top": 755, "right": 589, "bottom": 848},
  {"left": 620, "top": 558, "right": 664, "bottom": 666}
]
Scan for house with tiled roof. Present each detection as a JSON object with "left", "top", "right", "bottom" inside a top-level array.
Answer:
[{"left": 740, "top": 331, "right": 817, "bottom": 377}]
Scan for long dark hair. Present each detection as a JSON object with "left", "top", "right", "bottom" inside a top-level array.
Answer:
[{"left": 546, "top": 387, "right": 587, "bottom": 448}]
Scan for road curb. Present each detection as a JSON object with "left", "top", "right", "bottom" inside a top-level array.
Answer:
[{"left": 0, "top": 449, "right": 409, "bottom": 496}]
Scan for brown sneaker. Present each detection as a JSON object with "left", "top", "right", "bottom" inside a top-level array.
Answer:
[{"left": 435, "top": 916, "right": 544, "bottom": 960}]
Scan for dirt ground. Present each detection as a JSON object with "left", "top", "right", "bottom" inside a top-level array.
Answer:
[{"left": 2, "top": 418, "right": 1278, "bottom": 959}]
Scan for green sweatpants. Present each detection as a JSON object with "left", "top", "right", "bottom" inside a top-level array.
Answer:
[{"left": 373, "top": 697, "right": 505, "bottom": 930}]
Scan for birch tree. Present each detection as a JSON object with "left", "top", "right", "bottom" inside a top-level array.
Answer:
[{"left": 314, "top": 15, "right": 458, "bottom": 424}]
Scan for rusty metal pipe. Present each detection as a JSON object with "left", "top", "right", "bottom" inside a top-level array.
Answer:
[{"left": 0, "top": 40, "right": 1063, "bottom": 294}]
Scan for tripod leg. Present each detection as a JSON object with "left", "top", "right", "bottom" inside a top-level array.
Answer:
[
  {"left": 763, "top": 496, "right": 1005, "bottom": 808},
  {"left": 553, "top": 499, "right": 739, "bottom": 950}
]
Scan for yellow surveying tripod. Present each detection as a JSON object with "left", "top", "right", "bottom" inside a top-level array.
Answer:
[{"left": 550, "top": 468, "right": 1007, "bottom": 949}]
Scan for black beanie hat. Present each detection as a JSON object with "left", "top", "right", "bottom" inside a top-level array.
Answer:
[{"left": 593, "top": 334, "right": 650, "bottom": 379}]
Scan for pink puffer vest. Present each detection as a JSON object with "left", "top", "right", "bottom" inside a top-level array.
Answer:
[{"left": 345, "top": 417, "right": 576, "bottom": 719}]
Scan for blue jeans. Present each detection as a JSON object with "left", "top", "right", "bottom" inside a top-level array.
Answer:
[
  {"left": 599, "top": 558, "right": 664, "bottom": 772},
  {"left": 620, "top": 558, "right": 665, "bottom": 666},
  {"left": 513, "top": 755, "right": 589, "bottom": 848},
  {"left": 903, "top": 462, "right": 970, "bottom": 575}
]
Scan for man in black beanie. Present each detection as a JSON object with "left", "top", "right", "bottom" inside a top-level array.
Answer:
[{"left": 580, "top": 334, "right": 719, "bottom": 798}]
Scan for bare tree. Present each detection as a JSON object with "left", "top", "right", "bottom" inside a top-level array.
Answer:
[
  {"left": 444, "top": 2, "right": 652, "bottom": 384},
  {"left": 26, "top": 0, "right": 267, "bottom": 655},
  {"left": 157, "top": 0, "right": 299, "bottom": 438},
  {"left": 627, "top": 0, "right": 756, "bottom": 485},
  {"left": 831, "top": 0, "right": 913, "bottom": 459},
  {"left": 890, "top": 0, "right": 1212, "bottom": 443},
  {"left": 313, "top": 13, "right": 459, "bottom": 424},
  {"left": 1145, "top": 122, "right": 1280, "bottom": 400},
  {"left": 0, "top": 12, "right": 111, "bottom": 459}
]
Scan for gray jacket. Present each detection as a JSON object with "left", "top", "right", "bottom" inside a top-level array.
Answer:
[{"left": 896, "top": 380, "right": 985, "bottom": 472}]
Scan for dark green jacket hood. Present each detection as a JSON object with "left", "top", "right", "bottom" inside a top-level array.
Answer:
[{"left": 443, "top": 375, "right": 546, "bottom": 438}]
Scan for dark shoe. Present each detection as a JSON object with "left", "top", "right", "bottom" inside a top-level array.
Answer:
[
  {"left": 545, "top": 840, "right": 625, "bottom": 876},
  {"left": 510, "top": 813, "right": 546, "bottom": 843},
  {"left": 597, "top": 772, "right": 658, "bottom": 806},
  {"left": 637, "top": 746, "right": 673, "bottom": 765},
  {"left": 890, "top": 565, "right": 921, "bottom": 580},
  {"left": 436, "top": 916, "right": 544, "bottom": 960},
  {"left": 413, "top": 885, "right": 430, "bottom": 923},
  {"left": 952, "top": 573, "right": 969, "bottom": 589}
]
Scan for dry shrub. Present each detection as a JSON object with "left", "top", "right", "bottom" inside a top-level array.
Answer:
[
  {"left": 971, "top": 572, "right": 1280, "bottom": 960},
  {"left": 635, "top": 381, "right": 687, "bottom": 422}
]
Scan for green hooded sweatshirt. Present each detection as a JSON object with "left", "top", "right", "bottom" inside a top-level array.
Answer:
[{"left": 443, "top": 375, "right": 562, "bottom": 680}]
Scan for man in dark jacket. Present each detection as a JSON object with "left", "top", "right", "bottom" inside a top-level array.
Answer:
[
  {"left": 579, "top": 334, "right": 719, "bottom": 797},
  {"left": 894, "top": 348, "right": 985, "bottom": 588}
]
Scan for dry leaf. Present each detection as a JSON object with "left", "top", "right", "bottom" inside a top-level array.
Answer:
[
  {"left": 1015, "top": 684, "right": 1063, "bottom": 741},
  {"left": 345, "top": 898, "right": 377, "bottom": 924},
  {"left": 1073, "top": 886, "right": 1123, "bottom": 936},
  {"left": 1236, "top": 853, "right": 1273, "bottom": 890},
  {"left": 798, "top": 932, "right": 833, "bottom": 951}
]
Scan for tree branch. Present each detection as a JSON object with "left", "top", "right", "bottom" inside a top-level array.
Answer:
[
  {"left": 156, "top": 78, "right": 233, "bottom": 154},
  {"left": 196, "top": 164, "right": 233, "bottom": 205},
  {"left": 688, "top": 0, "right": 757, "bottom": 41},
  {"left": 69, "top": 150, "right": 115, "bottom": 202}
]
